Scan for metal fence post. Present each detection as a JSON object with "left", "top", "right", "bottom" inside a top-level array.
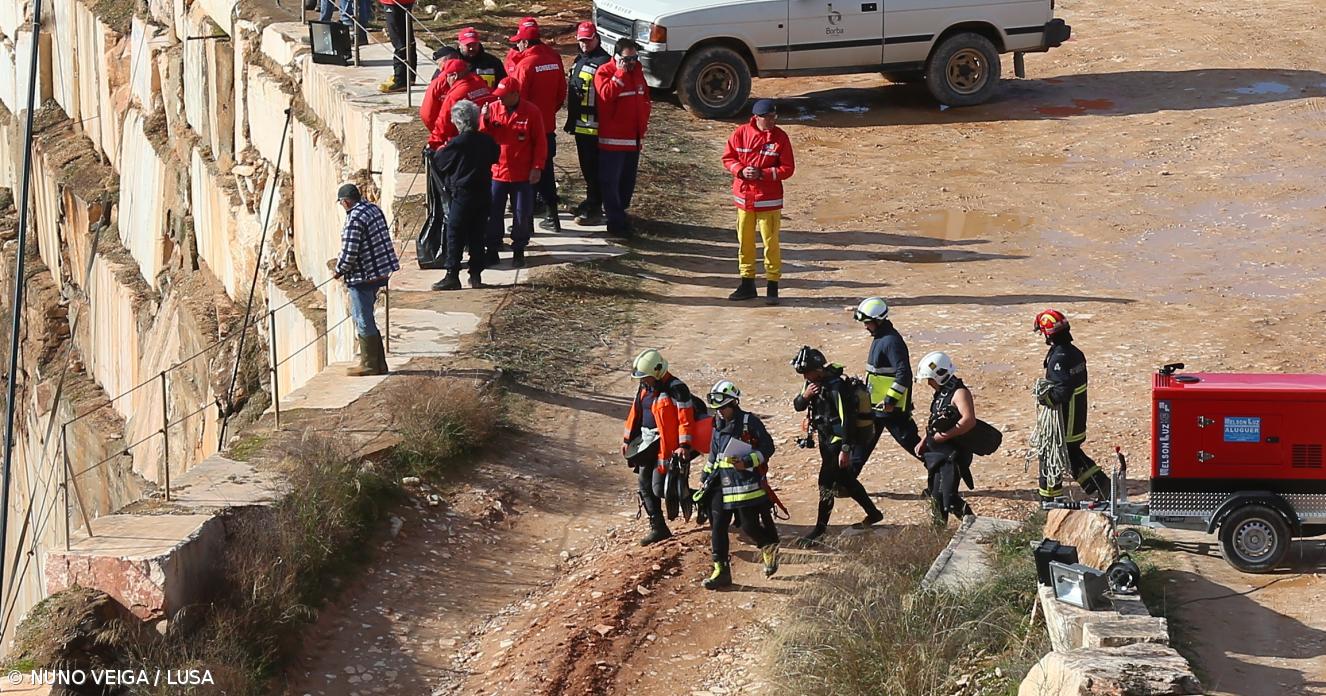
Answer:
[
  {"left": 159, "top": 371, "right": 170, "bottom": 502},
  {"left": 269, "top": 310, "right": 282, "bottom": 430},
  {"left": 60, "top": 424, "right": 69, "bottom": 551},
  {"left": 384, "top": 285, "right": 391, "bottom": 354},
  {"left": 405, "top": 12, "right": 414, "bottom": 108}
]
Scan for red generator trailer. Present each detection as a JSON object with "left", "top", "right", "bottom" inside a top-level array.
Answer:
[{"left": 1077, "top": 363, "right": 1326, "bottom": 573}]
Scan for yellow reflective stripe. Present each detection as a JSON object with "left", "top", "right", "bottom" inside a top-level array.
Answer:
[
  {"left": 1039, "top": 486, "right": 1062, "bottom": 497},
  {"left": 1066, "top": 384, "right": 1087, "bottom": 443},
  {"left": 749, "top": 451, "right": 764, "bottom": 468},
  {"left": 1075, "top": 465, "right": 1102, "bottom": 485},
  {"left": 723, "top": 489, "right": 768, "bottom": 503}
]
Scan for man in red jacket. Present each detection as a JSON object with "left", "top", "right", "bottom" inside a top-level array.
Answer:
[
  {"left": 422, "top": 59, "right": 495, "bottom": 148},
  {"left": 720, "top": 99, "right": 795, "bottom": 305},
  {"left": 504, "top": 17, "right": 537, "bottom": 74},
  {"left": 480, "top": 76, "right": 547, "bottom": 269},
  {"left": 595, "top": 38, "right": 651, "bottom": 238},
  {"left": 509, "top": 21, "right": 568, "bottom": 233}
]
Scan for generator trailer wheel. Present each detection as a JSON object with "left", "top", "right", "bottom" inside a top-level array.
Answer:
[{"left": 1219, "top": 504, "right": 1290, "bottom": 573}]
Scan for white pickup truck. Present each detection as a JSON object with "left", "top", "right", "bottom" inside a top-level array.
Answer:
[{"left": 592, "top": 0, "right": 1070, "bottom": 118}]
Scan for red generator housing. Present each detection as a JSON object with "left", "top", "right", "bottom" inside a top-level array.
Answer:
[{"left": 1149, "top": 368, "right": 1326, "bottom": 571}]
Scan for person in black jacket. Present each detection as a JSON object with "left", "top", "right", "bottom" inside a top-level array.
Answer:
[
  {"left": 431, "top": 28, "right": 507, "bottom": 86},
  {"left": 561, "top": 21, "right": 612, "bottom": 226},
  {"left": 431, "top": 100, "right": 500, "bottom": 290},
  {"left": 853, "top": 297, "right": 922, "bottom": 467},
  {"left": 914, "top": 350, "right": 977, "bottom": 524},
  {"left": 791, "top": 346, "right": 884, "bottom": 545},
  {"left": 1034, "top": 309, "right": 1111, "bottom": 501},
  {"left": 697, "top": 379, "right": 780, "bottom": 589}
]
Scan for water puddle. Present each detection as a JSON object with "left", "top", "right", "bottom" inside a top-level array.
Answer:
[
  {"left": 903, "top": 210, "right": 1033, "bottom": 240},
  {"left": 1034, "top": 98, "right": 1116, "bottom": 116},
  {"left": 829, "top": 101, "right": 870, "bottom": 114},
  {"left": 1233, "top": 81, "right": 1292, "bottom": 95}
]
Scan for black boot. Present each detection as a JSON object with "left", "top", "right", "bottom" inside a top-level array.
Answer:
[
  {"left": 639, "top": 514, "right": 672, "bottom": 546},
  {"left": 538, "top": 213, "right": 562, "bottom": 232},
  {"left": 765, "top": 281, "right": 779, "bottom": 306},
  {"left": 848, "top": 485, "right": 883, "bottom": 527},
  {"left": 798, "top": 497, "right": 834, "bottom": 547},
  {"left": 486, "top": 249, "right": 500, "bottom": 267},
  {"left": 575, "top": 207, "right": 603, "bottom": 226},
  {"left": 728, "top": 278, "right": 757, "bottom": 301},
  {"left": 512, "top": 248, "right": 526, "bottom": 268},
  {"left": 431, "top": 270, "right": 461, "bottom": 291},
  {"left": 468, "top": 272, "right": 485, "bottom": 289}
]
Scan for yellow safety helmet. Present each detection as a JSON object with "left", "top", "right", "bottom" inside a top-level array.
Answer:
[{"left": 631, "top": 348, "right": 668, "bottom": 379}]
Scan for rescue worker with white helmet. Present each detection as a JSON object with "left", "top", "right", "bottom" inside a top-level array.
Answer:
[
  {"left": 1033, "top": 309, "right": 1111, "bottom": 501},
  {"left": 853, "top": 297, "right": 922, "bottom": 466},
  {"left": 915, "top": 351, "right": 977, "bottom": 524},
  {"left": 621, "top": 349, "right": 703, "bottom": 546},
  {"left": 791, "top": 346, "right": 884, "bottom": 544},
  {"left": 695, "top": 380, "right": 780, "bottom": 589}
]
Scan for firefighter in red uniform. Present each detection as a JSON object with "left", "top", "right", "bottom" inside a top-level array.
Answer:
[
  {"left": 422, "top": 60, "right": 495, "bottom": 149},
  {"left": 595, "top": 38, "right": 651, "bottom": 238},
  {"left": 508, "top": 20, "right": 568, "bottom": 233},
  {"left": 503, "top": 17, "right": 537, "bottom": 74},
  {"left": 1034, "top": 309, "right": 1112, "bottom": 501},
  {"left": 480, "top": 76, "right": 546, "bottom": 269},
  {"left": 721, "top": 99, "right": 795, "bottom": 305},
  {"left": 622, "top": 349, "right": 702, "bottom": 546}
]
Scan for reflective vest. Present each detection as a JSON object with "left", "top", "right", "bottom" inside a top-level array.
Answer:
[
  {"left": 567, "top": 46, "right": 611, "bottom": 136},
  {"left": 703, "top": 413, "right": 772, "bottom": 509}
]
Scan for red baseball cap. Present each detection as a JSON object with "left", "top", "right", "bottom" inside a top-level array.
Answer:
[
  {"left": 442, "top": 59, "right": 468, "bottom": 76},
  {"left": 457, "top": 27, "right": 481, "bottom": 45},
  {"left": 511, "top": 24, "right": 540, "bottom": 42},
  {"left": 492, "top": 76, "right": 521, "bottom": 97},
  {"left": 576, "top": 22, "right": 597, "bottom": 40}
]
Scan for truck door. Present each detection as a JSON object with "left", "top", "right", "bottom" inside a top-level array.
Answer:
[
  {"left": 788, "top": 0, "right": 884, "bottom": 70},
  {"left": 880, "top": 0, "right": 939, "bottom": 67},
  {"left": 1194, "top": 404, "right": 1286, "bottom": 474}
]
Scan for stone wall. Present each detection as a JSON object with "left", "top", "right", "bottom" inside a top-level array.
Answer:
[{"left": 0, "top": 0, "right": 424, "bottom": 645}]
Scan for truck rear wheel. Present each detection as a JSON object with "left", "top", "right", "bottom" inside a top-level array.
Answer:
[
  {"left": 1219, "top": 505, "right": 1290, "bottom": 573},
  {"left": 676, "top": 46, "right": 751, "bottom": 119},
  {"left": 925, "top": 32, "right": 1000, "bottom": 107}
]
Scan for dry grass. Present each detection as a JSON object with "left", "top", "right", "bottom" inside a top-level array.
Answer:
[
  {"left": 389, "top": 378, "right": 504, "bottom": 477},
  {"left": 479, "top": 263, "right": 639, "bottom": 391},
  {"left": 767, "top": 518, "right": 1048, "bottom": 696}
]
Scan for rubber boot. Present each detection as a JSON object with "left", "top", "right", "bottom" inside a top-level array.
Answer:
[
  {"left": 702, "top": 559, "right": 732, "bottom": 590},
  {"left": 346, "top": 336, "right": 375, "bottom": 376},
  {"left": 849, "top": 487, "right": 883, "bottom": 528},
  {"left": 431, "top": 270, "right": 461, "bottom": 291},
  {"left": 367, "top": 334, "right": 389, "bottom": 375},
  {"left": 761, "top": 544, "right": 780, "bottom": 577},
  {"left": 728, "top": 278, "right": 757, "bottom": 301},
  {"left": 765, "top": 281, "right": 779, "bottom": 306},
  {"left": 468, "top": 272, "right": 485, "bottom": 289},
  {"left": 639, "top": 514, "right": 672, "bottom": 546},
  {"left": 798, "top": 498, "right": 834, "bottom": 547},
  {"left": 512, "top": 248, "right": 526, "bottom": 269}
]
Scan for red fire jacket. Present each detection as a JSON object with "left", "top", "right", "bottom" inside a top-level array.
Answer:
[
  {"left": 509, "top": 43, "right": 567, "bottom": 134},
  {"left": 594, "top": 59, "right": 650, "bottom": 152},
  {"left": 622, "top": 374, "right": 699, "bottom": 466},
  {"left": 421, "top": 74, "right": 496, "bottom": 148},
  {"left": 721, "top": 118, "right": 795, "bottom": 211},
  {"left": 479, "top": 99, "right": 547, "bottom": 183}
]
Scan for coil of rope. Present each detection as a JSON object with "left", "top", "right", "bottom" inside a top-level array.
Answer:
[{"left": 1027, "top": 378, "right": 1070, "bottom": 488}]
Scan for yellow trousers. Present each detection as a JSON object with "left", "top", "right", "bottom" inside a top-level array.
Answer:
[{"left": 736, "top": 209, "right": 782, "bottom": 282}]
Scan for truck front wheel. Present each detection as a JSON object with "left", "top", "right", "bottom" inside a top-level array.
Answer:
[
  {"left": 1219, "top": 504, "right": 1291, "bottom": 573},
  {"left": 676, "top": 46, "right": 751, "bottom": 119},
  {"left": 925, "top": 32, "right": 1000, "bottom": 107}
]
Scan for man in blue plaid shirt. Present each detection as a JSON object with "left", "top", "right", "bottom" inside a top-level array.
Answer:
[{"left": 333, "top": 183, "right": 400, "bottom": 376}]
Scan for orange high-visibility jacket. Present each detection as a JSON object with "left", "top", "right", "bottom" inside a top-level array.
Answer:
[{"left": 622, "top": 374, "right": 699, "bottom": 465}]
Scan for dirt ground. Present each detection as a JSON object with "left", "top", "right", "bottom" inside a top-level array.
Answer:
[{"left": 284, "top": 0, "right": 1326, "bottom": 691}]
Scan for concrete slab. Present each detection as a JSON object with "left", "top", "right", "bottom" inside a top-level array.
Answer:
[
  {"left": 46, "top": 513, "right": 223, "bottom": 621},
  {"left": 921, "top": 515, "right": 1020, "bottom": 590},
  {"left": 382, "top": 308, "right": 480, "bottom": 358},
  {"left": 166, "top": 453, "right": 287, "bottom": 511},
  {"left": 390, "top": 216, "right": 629, "bottom": 293},
  {"left": 273, "top": 361, "right": 394, "bottom": 413}
]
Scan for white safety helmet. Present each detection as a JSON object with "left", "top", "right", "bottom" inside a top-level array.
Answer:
[
  {"left": 853, "top": 297, "right": 890, "bottom": 323},
  {"left": 707, "top": 379, "right": 741, "bottom": 409},
  {"left": 631, "top": 348, "right": 668, "bottom": 379},
  {"left": 916, "top": 351, "right": 956, "bottom": 385}
]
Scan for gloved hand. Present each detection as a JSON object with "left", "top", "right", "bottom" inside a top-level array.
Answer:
[{"left": 691, "top": 487, "right": 706, "bottom": 503}]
